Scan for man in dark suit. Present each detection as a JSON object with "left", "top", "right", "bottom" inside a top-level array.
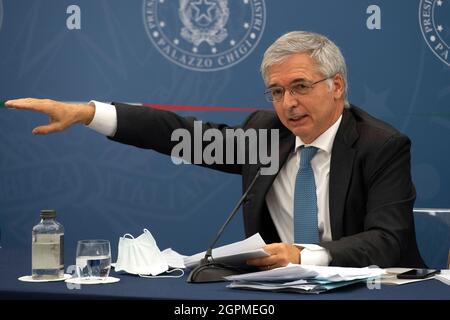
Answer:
[{"left": 6, "top": 31, "right": 425, "bottom": 268}]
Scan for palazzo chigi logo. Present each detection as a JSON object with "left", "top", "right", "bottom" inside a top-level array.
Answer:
[
  {"left": 419, "top": 0, "right": 449, "bottom": 66},
  {"left": 143, "top": 0, "right": 266, "bottom": 71}
]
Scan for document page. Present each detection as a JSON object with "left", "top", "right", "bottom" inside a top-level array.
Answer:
[{"left": 184, "top": 233, "right": 268, "bottom": 268}]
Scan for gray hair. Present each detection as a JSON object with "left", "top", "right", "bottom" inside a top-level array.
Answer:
[{"left": 261, "top": 31, "right": 349, "bottom": 107}]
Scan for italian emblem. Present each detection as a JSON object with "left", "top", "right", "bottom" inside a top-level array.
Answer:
[
  {"left": 419, "top": 0, "right": 449, "bottom": 66},
  {"left": 143, "top": 0, "right": 266, "bottom": 71}
]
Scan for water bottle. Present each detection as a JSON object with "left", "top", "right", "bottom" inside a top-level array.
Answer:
[{"left": 32, "top": 209, "right": 64, "bottom": 279}]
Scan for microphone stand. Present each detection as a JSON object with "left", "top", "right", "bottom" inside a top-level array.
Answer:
[{"left": 187, "top": 168, "right": 262, "bottom": 283}]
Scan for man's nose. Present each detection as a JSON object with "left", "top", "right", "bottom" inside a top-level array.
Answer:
[{"left": 282, "top": 89, "right": 299, "bottom": 109}]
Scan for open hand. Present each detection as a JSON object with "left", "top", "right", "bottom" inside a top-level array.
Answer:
[{"left": 6, "top": 98, "right": 94, "bottom": 135}]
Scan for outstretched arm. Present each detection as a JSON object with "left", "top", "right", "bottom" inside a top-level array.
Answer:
[{"left": 5, "top": 98, "right": 95, "bottom": 135}]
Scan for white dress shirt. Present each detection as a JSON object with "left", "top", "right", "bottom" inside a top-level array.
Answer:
[
  {"left": 87, "top": 101, "right": 341, "bottom": 266},
  {"left": 266, "top": 116, "right": 342, "bottom": 266}
]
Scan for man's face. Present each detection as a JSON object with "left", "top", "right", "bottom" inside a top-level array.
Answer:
[{"left": 266, "top": 53, "right": 345, "bottom": 143}]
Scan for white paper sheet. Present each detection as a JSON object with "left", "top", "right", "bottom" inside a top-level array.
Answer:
[
  {"left": 184, "top": 233, "right": 268, "bottom": 268},
  {"left": 435, "top": 270, "right": 450, "bottom": 286}
]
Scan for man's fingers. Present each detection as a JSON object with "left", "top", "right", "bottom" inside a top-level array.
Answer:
[
  {"left": 5, "top": 98, "right": 34, "bottom": 108},
  {"left": 246, "top": 243, "right": 300, "bottom": 268},
  {"left": 6, "top": 98, "right": 52, "bottom": 113},
  {"left": 246, "top": 257, "right": 280, "bottom": 271},
  {"left": 262, "top": 244, "right": 280, "bottom": 255},
  {"left": 246, "top": 257, "right": 264, "bottom": 266},
  {"left": 7, "top": 98, "right": 84, "bottom": 134},
  {"left": 246, "top": 256, "right": 277, "bottom": 267},
  {"left": 32, "top": 123, "right": 63, "bottom": 135},
  {"left": 246, "top": 245, "right": 280, "bottom": 267}
]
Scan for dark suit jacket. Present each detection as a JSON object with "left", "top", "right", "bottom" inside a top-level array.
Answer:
[{"left": 110, "top": 103, "right": 426, "bottom": 268}]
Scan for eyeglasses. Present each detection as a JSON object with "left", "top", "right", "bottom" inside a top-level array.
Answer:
[{"left": 264, "top": 76, "right": 332, "bottom": 102}]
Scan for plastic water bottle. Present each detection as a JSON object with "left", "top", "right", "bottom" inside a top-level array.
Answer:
[{"left": 32, "top": 210, "right": 64, "bottom": 279}]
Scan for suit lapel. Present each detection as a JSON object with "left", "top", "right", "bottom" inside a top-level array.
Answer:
[
  {"left": 329, "top": 108, "right": 358, "bottom": 240},
  {"left": 251, "top": 126, "right": 295, "bottom": 197}
]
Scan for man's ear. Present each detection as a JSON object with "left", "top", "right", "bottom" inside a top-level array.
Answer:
[{"left": 332, "top": 74, "right": 345, "bottom": 100}]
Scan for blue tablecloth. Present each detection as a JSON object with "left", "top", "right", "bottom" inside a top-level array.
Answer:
[{"left": 1, "top": 248, "right": 449, "bottom": 300}]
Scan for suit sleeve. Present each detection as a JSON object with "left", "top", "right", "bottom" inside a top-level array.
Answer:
[
  {"left": 321, "top": 134, "right": 417, "bottom": 268},
  {"left": 107, "top": 103, "right": 259, "bottom": 175}
]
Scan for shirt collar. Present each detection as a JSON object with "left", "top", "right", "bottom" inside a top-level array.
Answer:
[{"left": 294, "top": 115, "right": 343, "bottom": 154}]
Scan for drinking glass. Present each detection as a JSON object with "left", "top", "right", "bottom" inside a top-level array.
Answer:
[{"left": 76, "top": 239, "right": 111, "bottom": 280}]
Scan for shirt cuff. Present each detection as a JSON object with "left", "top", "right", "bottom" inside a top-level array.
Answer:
[
  {"left": 86, "top": 100, "right": 118, "bottom": 137},
  {"left": 296, "top": 244, "right": 332, "bottom": 266}
]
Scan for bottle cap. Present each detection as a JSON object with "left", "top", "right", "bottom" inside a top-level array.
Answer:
[{"left": 40, "top": 209, "right": 56, "bottom": 218}]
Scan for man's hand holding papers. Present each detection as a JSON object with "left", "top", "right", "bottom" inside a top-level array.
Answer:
[
  {"left": 184, "top": 233, "right": 269, "bottom": 269},
  {"left": 183, "top": 233, "right": 385, "bottom": 293}
]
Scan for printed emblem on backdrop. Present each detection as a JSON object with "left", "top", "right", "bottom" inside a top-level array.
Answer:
[
  {"left": 143, "top": 0, "right": 266, "bottom": 71},
  {"left": 419, "top": 0, "right": 450, "bottom": 66}
]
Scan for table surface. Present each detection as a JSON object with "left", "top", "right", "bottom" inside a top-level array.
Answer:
[{"left": 1, "top": 248, "right": 449, "bottom": 300}]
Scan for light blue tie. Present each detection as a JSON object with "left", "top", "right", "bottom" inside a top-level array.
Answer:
[{"left": 294, "top": 146, "right": 319, "bottom": 244}]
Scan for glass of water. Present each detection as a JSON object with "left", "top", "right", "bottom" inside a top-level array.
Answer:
[{"left": 76, "top": 239, "right": 111, "bottom": 280}]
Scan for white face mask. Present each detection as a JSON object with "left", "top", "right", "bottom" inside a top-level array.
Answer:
[{"left": 115, "top": 229, "right": 183, "bottom": 278}]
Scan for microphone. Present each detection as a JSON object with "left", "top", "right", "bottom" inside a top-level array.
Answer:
[{"left": 187, "top": 168, "right": 262, "bottom": 283}]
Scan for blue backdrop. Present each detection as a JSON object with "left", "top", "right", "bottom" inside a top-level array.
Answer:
[{"left": 0, "top": 0, "right": 449, "bottom": 265}]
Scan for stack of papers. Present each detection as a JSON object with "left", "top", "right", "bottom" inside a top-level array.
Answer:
[{"left": 225, "top": 264, "right": 385, "bottom": 294}]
